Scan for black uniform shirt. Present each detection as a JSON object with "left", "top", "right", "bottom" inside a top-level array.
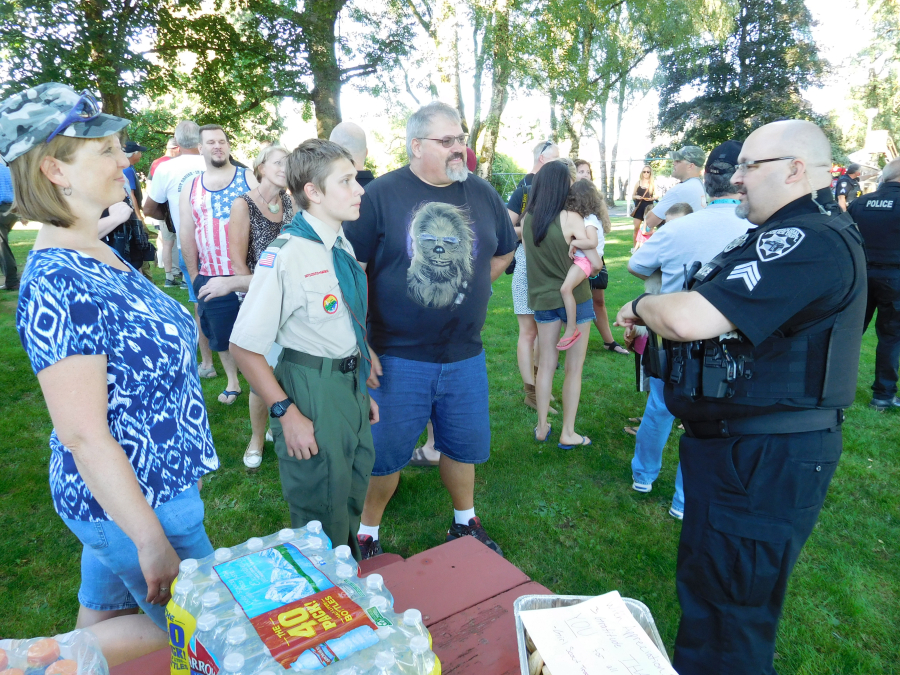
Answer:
[
  {"left": 356, "top": 169, "right": 376, "bottom": 188},
  {"left": 848, "top": 182, "right": 900, "bottom": 266},
  {"left": 506, "top": 174, "right": 534, "bottom": 215},
  {"left": 835, "top": 174, "right": 861, "bottom": 203},
  {"left": 666, "top": 194, "right": 863, "bottom": 420}
]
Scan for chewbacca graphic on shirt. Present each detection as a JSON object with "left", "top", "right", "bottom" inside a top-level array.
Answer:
[{"left": 406, "top": 202, "right": 475, "bottom": 309}]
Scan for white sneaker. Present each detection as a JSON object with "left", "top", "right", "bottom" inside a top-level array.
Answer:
[
  {"left": 243, "top": 442, "right": 263, "bottom": 469},
  {"left": 668, "top": 506, "right": 684, "bottom": 520},
  {"left": 632, "top": 481, "right": 652, "bottom": 493}
]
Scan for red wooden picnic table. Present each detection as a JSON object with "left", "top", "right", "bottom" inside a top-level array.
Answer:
[{"left": 110, "top": 536, "right": 551, "bottom": 675}]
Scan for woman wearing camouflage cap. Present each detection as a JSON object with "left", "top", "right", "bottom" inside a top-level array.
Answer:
[{"left": 2, "top": 83, "right": 219, "bottom": 662}]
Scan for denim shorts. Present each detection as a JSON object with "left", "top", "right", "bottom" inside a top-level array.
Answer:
[
  {"left": 178, "top": 250, "right": 198, "bottom": 303},
  {"left": 61, "top": 485, "right": 213, "bottom": 631},
  {"left": 194, "top": 274, "right": 241, "bottom": 352},
  {"left": 534, "top": 298, "right": 596, "bottom": 324},
  {"left": 369, "top": 351, "right": 491, "bottom": 475}
]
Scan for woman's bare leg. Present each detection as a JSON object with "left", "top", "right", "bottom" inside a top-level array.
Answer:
[
  {"left": 559, "top": 327, "right": 591, "bottom": 446},
  {"left": 76, "top": 607, "right": 167, "bottom": 667},
  {"left": 535, "top": 321, "right": 560, "bottom": 440},
  {"left": 516, "top": 314, "right": 538, "bottom": 385}
]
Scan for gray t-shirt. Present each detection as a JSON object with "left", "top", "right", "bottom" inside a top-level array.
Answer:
[
  {"left": 651, "top": 176, "right": 706, "bottom": 221},
  {"left": 629, "top": 202, "right": 753, "bottom": 293}
]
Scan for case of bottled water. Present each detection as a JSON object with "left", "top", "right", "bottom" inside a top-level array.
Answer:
[{"left": 166, "top": 522, "right": 440, "bottom": 674}]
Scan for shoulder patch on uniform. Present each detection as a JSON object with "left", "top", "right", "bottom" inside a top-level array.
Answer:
[
  {"left": 864, "top": 198, "right": 895, "bottom": 210},
  {"left": 722, "top": 233, "right": 749, "bottom": 253},
  {"left": 756, "top": 227, "right": 804, "bottom": 262},
  {"left": 258, "top": 250, "right": 277, "bottom": 268},
  {"left": 727, "top": 261, "right": 761, "bottom": 291}
]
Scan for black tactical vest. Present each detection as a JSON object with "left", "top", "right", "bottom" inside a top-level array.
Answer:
[{"left": 649, "top": 209, "right": 866, "bottom": 412}]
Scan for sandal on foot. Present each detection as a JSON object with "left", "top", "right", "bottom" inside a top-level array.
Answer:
[
  {"left": 623, "top": 426, "right": 639, "bottom": 436},
  {"left": 557, "top": 330, "right": 582, "bottom": 351},
  {"left": 534, "top": 424, "right": 552, "bottom": 443},
  {"left": 218, "top": 389, "right": 242, "bottom": 405},
  {"left": 558, "top": 435, "right": 591, "bottom": 450},
  {"left": 409, "top": 444, "right": 441, "bottom": 467},
  {"left": 627, "top": 417, "right": 643, "bottom": 424},
  {"left": 198, "top": 365, "right": 218, "bottom": 378},
  {"left": 604, "top": 340, "right": 629, "bottom": 355},
  {"left": 243, "top": 442, "right": 263, "bottom": 469}
]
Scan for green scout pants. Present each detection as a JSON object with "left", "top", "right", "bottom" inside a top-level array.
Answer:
[{"left": 270, "top": 353, "right": 375, "bottom": 562}]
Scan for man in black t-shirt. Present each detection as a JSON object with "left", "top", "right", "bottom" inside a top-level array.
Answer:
[
  {"left": 835, "top": 162, "right": 862, "bottom": 211},
  {"left": 506, "top": 139, "right": 560, "bottom": 226},
  {"left": 330, "top": 121, "right": 376, "bottom": 187},
  {"left": 344, "top": 101, "right": 517, "bottom": 559}
]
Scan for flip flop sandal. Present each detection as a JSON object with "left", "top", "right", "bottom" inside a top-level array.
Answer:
[
  {"left": 557, "top": 330, "right": 582, "bottom": 351},
  {"left": 534, "top": 424, "right": 552, "bottom": 442},
  {"left": 243, "top": 442, "right": 263, "bottom": 469},
  {"left": 604, "top": 340, "right": 629, "bottom": 355},
  {"left": 218, "top": 389, "right": 242, "bottom": 405},
  {"left": 623, "top": 426, "right": 639, "bottom": 436},
  {"left": 409, "top": 445, "right": 440, "bottom": 467},
  {"left": 558, "top": 435, "right": 592, "bottom": 450},
  {"left": 627, "top": 417, "right": 643, "bottom": 424},
  {"left": 198, "top": 365, "right": 218, "bottom": 378}
]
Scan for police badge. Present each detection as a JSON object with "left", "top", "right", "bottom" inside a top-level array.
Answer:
[
  {"left": 723, "top": 233, "right": 749, "bottom": 253},
  {"left": 756, "top": 227, "right": 805, "bottom": 262}
]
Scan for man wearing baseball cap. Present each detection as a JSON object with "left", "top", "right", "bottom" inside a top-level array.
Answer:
[
  {"left": 644, "top": 145, "right": 707, "bottom": 231},
  {"left": 626, "top": 140, "right": 751, "bottom": 520}
]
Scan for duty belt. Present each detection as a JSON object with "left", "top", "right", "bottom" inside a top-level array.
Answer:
[
  {"left": 681, "top": 408, "right": 844, "bottom": 439},
  {"left": 866, "top": 262, "right": 900, "bottom": 269},
  {"left": 282, "top": 348, "right": 359, "bottom": 374}
]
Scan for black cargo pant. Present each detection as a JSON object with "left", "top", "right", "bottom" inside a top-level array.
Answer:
[
  {"left": 673, "top": 428, "right": 842, "bottom": 675},
  {"left": 0, "top": 206, "right": 17, "bottom": 289},
  {"left": 864, "top": 269, "right": 900, "bottom": 399}
]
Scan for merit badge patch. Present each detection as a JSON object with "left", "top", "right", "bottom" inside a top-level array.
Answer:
[
  {"left": 727, "top": 261, "right": 761, "bottom": 291},
  {"left": 756, "top": 227, "right": 804, "bottom": 262},
  {"left": 323, "top": 294, "right": 339, "bottom": 314},
  {"left": 723, "top": 233, "right": 749, "bottom": 253},
  {"left": 258, "top": 251, "right": 277, "bottom": 268}
]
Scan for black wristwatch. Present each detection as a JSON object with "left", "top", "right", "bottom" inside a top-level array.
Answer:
[
  {"left": 269, "top": 397, "right": 294, "bottom": 418},
  {"left": 632, "top": 293, "right": 650, "bottom": 319}
]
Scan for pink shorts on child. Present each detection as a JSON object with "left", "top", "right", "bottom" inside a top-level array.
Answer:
[{"left": 573, "top": 255, "right": 593, "bottom": 276}]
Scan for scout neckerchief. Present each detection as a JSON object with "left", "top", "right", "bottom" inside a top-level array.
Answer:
[{"left": 282, "top": 212, "right": 371, "bottom": 384}]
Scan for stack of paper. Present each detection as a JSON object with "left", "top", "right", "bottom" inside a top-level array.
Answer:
[{"left": 519, "top": 591, "right": 676, "bottom": 674}]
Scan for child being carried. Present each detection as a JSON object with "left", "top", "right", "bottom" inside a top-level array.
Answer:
[{"left": 558, "top": 180, "right": 606, "bottom": 350}]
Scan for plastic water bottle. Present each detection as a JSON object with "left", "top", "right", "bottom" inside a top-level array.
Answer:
[
  {"left": 365, "top": 574, "right": 394, "bottom": 608},
  {"left": 290, "top": 624, "right": 381, "bottom": 670},
  {"left": 397, "top": 609, "right": 429, "bottom": 643},
  {"left": 366, "top": 651, "right": 400, "bottom": 674},
  {"left": 171, "top": 578, "right": 200, "bottom": 616},
  {"left": 403, "top": 636, "right": 438, "bottom": 674},
  {"left": 214, "top": 547, "right": 234, "bottom": 563}
]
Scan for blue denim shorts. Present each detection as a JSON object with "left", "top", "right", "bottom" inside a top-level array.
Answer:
[
  {"left": 178, "top": 249, "right": 198, "bottom": 303},
  {"left": 194, "top": 274, "right": 241, "bottom": 352},
  {"left": 534, "top": 298, "right": 596, "bottom": 324},
  {"left": 369, "top": 351, "right": 491, "bottom": 475},
  {"left": 61, "top": 485, "right": 213, "bottom": 631}
]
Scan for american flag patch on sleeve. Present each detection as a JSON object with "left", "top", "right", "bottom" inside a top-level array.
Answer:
[{"left": 258, "top": 251, "right": 277, "bottom": 268}]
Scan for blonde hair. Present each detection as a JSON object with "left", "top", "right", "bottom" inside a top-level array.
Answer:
[
  {"left": 10, "top": 135, "right": 85, "bottom": 228},
  {"left": 556, "top": 157, "right": 577, "bottom": 182},
  {"left": 253, "top": 144, "right": 288, "bottom": 182},
  {"left": 639, "top": 164, "right": 656, "bottom": 195}
]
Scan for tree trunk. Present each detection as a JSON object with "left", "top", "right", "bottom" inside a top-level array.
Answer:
[
  {"left": 477, "top": 0, "right": 511, "bottom": 182},
  {"left": 434, "top": 1, "right": 467, "bottom": 130},
  {"left": 610, "top": 78, "right": 626, "bottom": 205},
  {"left": 598, "top": 90, "right": 610, "bottom": 201},
  {"left": 550, "top": 91, "right": 559, "bottom": 142},
  {"left": 303, "top": 0, "right": 347, "bottom": 137},
  {"left": 83, "top": 0, "right": 127, "bottom": 124},
  {"left": 468, "top": 10, "right": 488, "bottom": 149}
]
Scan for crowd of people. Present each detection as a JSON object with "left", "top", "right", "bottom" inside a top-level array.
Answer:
[{"left": 2, "top": 80, "right": 899, "bottom": 675}]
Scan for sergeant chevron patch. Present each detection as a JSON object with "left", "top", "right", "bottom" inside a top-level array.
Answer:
[{"left": 727, "top": 261, "right": 761, "bottom": 291}]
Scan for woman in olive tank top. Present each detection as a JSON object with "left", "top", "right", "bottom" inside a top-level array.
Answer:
[{"left": 521, "top": 160, "right": 595, "bottom": 450}]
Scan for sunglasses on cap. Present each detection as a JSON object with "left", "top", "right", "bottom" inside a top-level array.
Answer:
[{"left": 46, "top": 90, "right": 102, "bottom": 144}]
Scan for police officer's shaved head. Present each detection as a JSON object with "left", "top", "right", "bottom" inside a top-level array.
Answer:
[
  {"left": 880, "top": 158, "right": 900, "bottom": 184},
  {"left": 733, "top": 120, "right": 834, "bottom": 225},
  {"left": 329, "top": 122, "right": 368, "bottom": 170}
]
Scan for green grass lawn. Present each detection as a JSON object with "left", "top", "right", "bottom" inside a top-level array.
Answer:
[{"left": 1, "top": 221, "right": 898, "bottom": 673}]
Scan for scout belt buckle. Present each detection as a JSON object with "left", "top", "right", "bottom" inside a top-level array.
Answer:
[{"left": 339, "top": 355, "right": 358, "bottom": 373}]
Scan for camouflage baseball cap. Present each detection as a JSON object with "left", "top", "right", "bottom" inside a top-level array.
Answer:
[
  {"left": 0, "top": 82, "right": 129, "bottom": 164},
  {"left": 670, "top": 145, "right": 707, "bottom": 168}
]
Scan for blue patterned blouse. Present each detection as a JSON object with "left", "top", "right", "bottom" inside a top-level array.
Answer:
[{"left": 16, "top": 248, "right": 219, "bottom": 521}]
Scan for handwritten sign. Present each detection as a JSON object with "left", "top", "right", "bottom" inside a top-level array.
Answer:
[{"left": 519, "top": 592, "right": 676, "bottom": 675}]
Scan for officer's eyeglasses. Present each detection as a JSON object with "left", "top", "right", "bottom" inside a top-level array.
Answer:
[
  {"left": 420, "top": 134, "right": 468, "bottom": 148},
  {"left": 419, "top": 233, "right": 460, "bottom": 249},
  {"left": 735, "top": 156, "right": 796, "bottom": 173},
  {"left": 46, "top": 90, "right": 101, "bottom": 144}
]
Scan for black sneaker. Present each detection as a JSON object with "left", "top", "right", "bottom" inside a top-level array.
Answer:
[
  {"left": 164, "top": 278, "right": 178, "bottom": 287},
  {"left": 446, "top": 517, "right": 504, "bottom": 557},
  {"left": 870, "top": 396, "right": 900, "bottom": 410},
  {"left": 357, "top": 534, "right": 383, "bottom": 560}
]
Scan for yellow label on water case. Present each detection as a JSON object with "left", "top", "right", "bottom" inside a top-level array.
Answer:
[{"left": 166, "top": 578, "right": 197, "bottom": 675}]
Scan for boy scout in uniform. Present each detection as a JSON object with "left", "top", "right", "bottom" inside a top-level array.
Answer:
[{"left": 230, "top": 139, "right": 377, "bottom": 561}]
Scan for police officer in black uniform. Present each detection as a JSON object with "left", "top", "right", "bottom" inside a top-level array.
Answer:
[
  {"left": 835, "top": 162, "right": 863, "bottom": 211},
  {"left": 849, "top": 157, "right": 900, "bottom": 409},
  {"left": 615, "top": 120, "right": 867, "bottom": 675}
]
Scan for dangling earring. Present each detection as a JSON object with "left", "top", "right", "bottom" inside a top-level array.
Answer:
[{"left": 62, "top": 187, "right": 73, "bottom": 196}]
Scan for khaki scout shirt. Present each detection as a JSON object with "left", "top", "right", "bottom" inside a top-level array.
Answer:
[{"left": 230, "top": 210, "right": 358, "bottom": 359}]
